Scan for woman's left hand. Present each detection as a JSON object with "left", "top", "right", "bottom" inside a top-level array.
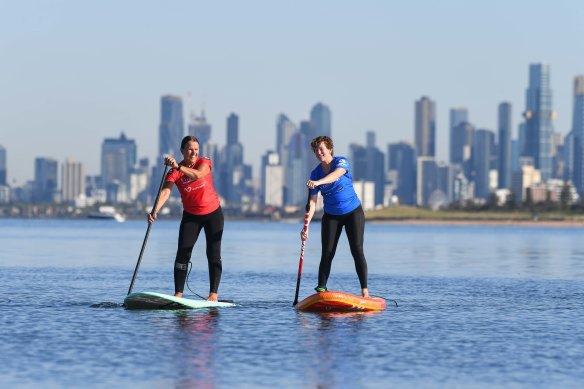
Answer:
[
  {"left": 300, "top": 229, "right": 309, "bottom": 241},
  {"left": 306, "top": 180, "right": 318, "bottom": 189}
]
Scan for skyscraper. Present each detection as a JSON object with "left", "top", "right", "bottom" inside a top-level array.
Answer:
[
  {"left": 61, "top": 159, "right": 85, "bottom": 203},
  {"left": 449, "top": 107, "right": 468, "bottom": 163},
  {"left": 388, "top": 142, "right": 416, "bottom": 205},
  {"left": 310, "top": 102, "right": 331, "bottom": 138},
  {"left": 34, "top": 157, "right": 58, "bottom": 203},
  {"left": 227, "top": 113, "right": 239, "bottom": 145},
  {"left": 473, "top": 129, "right": 494, "bottom": 199},
  {"left": 261, "top": 151, "right": 283, "bottom": 207},
  {"left": 498, "top": 102, "right": 513, "bottom": 189},
  {"left": 159, "top": 95, "right": 184, "bottom": 159},
  {"left": 415, "top": 96, "right": 436, "bottom": 157},
  {"left": 350, "top": 131, "right": 385, "bottom": 205},
  {"left": 572, "top": 76, "right": 584, "bottom": 194},
  {"left": 220, "top": 113, "right": 248, "bottom": 204},
  {"left": 0, "top": 145, "right": 6, "bottom": 185},
  {"left": 523, "top": 64, "right": 555, "bottom": 181},
  {"left": 101, "top": 132, "right": 137, "bottom": 203},
  {"left": 285, "top": 132, "right": 310, "bottom": 206},
  {"left": 450, "top": 121, "right": 474, "bottom": 178},
  {"left": 188, "top": 110, "right": 212, "bottom": 157}
]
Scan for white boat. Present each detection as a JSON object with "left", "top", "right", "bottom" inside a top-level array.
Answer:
[{"left": 88, "top": 206, "right": 126, "bottom": 222}]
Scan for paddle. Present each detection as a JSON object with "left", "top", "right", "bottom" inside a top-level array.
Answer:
[
  {"left": 127, "top": 164, "right": 169, "bottom": 295},
  {"left": 293, "top": 188, "right": 312, "bottom": 306}
]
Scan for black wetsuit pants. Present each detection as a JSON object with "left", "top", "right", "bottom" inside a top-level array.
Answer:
[
  {"left": 174, "top": 207, "right": 224, "bottom": 294},
  {"left": 318, "top": 205, "right": 368, "bottom": 289}
]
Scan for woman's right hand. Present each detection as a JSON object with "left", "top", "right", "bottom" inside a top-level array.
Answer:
[
  {"left": 164, "top": 156, "right": 179, "bottom": 169},
  {"left": 147, "top": 212, "right": 157, "bottom": 225}
]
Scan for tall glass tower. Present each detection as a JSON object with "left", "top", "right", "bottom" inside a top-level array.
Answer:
[
  {"left": 473, "top": 129, "right": 494, "bottom": 199},
  {"left": 523, "top": 64, "right": 554, "bottom": 181},
  {"left": 0, "top": 145, "right": 6, "bottom": 185},
  {"left": 310, "top": 102, "right": 331, "bottom": 139},
  {"left": 498, "top": 102, "right": 512, "bottom": 189},
  {"left": 415, "top": 96, "right": 436, "bottom": 157},
  {"left": 34, "top": 157, "right": 58, "bottom": 203},
  {"left": 101, "top": 133, "right": 137, "bottom": 202},
  {"left": 188, "top": 110, "right": 212, "bottom": 157},
  {"left": 388, "top": 142, "right": 416, "bottom": 205},
  {"left": 572, "top": 76, "right": 584, "bottom": 194},
  {"left": 159, "top": 95, "right": 184, "bottom": 159},
  {"left": 449, "top": 107, "right": 468, "bottom": 164}
]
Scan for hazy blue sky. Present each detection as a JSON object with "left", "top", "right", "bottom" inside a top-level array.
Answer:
[{"left": 1, "top": 0, "right": 583, "bottom": 184}]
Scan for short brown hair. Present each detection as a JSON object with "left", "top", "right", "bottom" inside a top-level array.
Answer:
[
  {"left": 310, "top": 136, "right": 334, "bottom": 155},
  {"left": 180, "top": 135, "right": 200, "bottom": 151}
]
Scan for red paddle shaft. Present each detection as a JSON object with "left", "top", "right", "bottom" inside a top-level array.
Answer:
[{"left": 293, "top": 189, "right": 312, "bottom": 306}]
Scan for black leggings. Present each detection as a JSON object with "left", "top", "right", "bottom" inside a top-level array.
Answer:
[
  {"left": 174, "top": 207, "right": 224, "bottom": 294},
  {"left": 318, "top": 205, "right": 368, "bottom": 289}
]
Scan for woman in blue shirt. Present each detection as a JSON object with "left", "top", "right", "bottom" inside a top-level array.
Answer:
[{"left": 301, "top": 136, "right": 369, "bottom": 298}]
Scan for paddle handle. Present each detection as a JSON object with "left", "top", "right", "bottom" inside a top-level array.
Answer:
[{"left": 293, "top": 189, "right": 312, "bottom": 306}]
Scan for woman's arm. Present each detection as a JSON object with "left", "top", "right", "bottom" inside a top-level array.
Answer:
[
  {"left": 177, "top": 162, "right": 210, "bottom": 180},
  {"left": 148, "top": 182, "right": 174, "bottom": 224},
  {"left": 300, "top": 194, "right": 318, "bottom": 241},
  {"left": 306, "top": 167, "right": 346, "bottom": 188}
]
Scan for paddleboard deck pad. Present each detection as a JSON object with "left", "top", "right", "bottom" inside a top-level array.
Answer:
[
  {"left": 124, "top": 291, "right": 235, "bottom": 310},
  {"left": 295, "top": 291, "right": 386, "bottom": 312}
]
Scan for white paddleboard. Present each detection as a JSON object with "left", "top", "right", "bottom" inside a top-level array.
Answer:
[{"left": 124, "top": 291, "right": 236, "bottom": 310}]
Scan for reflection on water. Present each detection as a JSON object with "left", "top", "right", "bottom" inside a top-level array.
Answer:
[{"left": 173, "top": 310, "right": 220, "bottom": 389}]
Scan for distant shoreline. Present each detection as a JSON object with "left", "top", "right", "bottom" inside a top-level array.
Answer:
[{"left": 366, "top": 218, "right": 584, "bottom": 227}]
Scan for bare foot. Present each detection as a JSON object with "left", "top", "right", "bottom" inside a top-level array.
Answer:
[
  {"left": 207, "top": 292, "right": 218, "bottom": 302},
  {"left": 362, "top": 288, "right": 369, "bottom": 298},
  {"left": 174, "top": 292, "right": 183, "bottom": 298}
]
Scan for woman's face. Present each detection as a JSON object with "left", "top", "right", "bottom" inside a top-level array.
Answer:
[
  {"left": 314, "top": 141, "right": 332, "bottom": 162},
  {"left": 181, "top": 140, "right": 199, "bottom": 165}
]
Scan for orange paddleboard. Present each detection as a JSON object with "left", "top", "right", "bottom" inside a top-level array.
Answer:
[{"left": 295, "top": 291, "right": 386, "bottom": 312}]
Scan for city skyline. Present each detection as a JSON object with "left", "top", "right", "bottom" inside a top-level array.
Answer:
[{"left": 1, "top": 1, "right": 583, "bottom": 184}]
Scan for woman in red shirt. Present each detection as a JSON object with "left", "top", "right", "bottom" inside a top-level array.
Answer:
[{"left": 148, "top": 135, "right": 223, "bottom": 301}]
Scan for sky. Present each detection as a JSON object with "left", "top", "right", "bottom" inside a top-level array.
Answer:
[{"left": 1, "top": 0, "right": 583, "bottom": 185}]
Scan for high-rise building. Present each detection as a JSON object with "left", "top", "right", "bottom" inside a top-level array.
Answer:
[
  {"left": 563, "top": 130, "right": 575, "bottom": 182},
  {"left": 498, "top": 102, "right": 513, "bottom": 189},
  {"left": 0, "top": 145, "right": 6, "bottom": 185},
  {"left": 388, "top": 142, "right": 416, "bottom": 205},
  {"left": 310, "top": 102, "right": 331, "bottom": 138},
  {"left": 571, "top": 76, "right": 584, "bottom": 194},
  {"left": 523, "top": 64, "right": 555, "bottom": 181},
  {"left": 261, "top": 151, "right": 283, "bottom": 207},
  {"left": 449, "top": 108, "right": 468, "bottom": 163},
  {"left": 101, "top": 132, "right": 137, "bottom": 203},
  {"left": 350, "top": 131, "right": 385, "bottom": 205},
  {"left": 61, "top": 159, "right": 85, "bottom": 203},
  {"left": 188, "top": 110, "right": 212, "bottom": 157},
  {"left": 34, "top": 157, "right": 58, "bottom": 203},
  {"left": 512, "top": 163, "right": 542, "bottom": 205},
  {"left": 275, "top": 114, "right": 297, "bottom": 173},
  {"left": 285, "top": 132, "right": 310, "bottom": 206},
  {"left": 417, "top": 156, "right": 437, "bottom": 207},
  {"left": 473, "top": 129, "right": 494, "bottom": 199},
  {"left": 227, "top": 113, "right": 239, "bottom": 145},
  {"left": 415, "top": 96, "right": 436, "bottom": 157},
  {"left": 159, "top": 95, "right": 184, "bottom": 159},
  {"left": 219, "top": 113, "right": 248, "bottom": 204},
  {"left": 450, "top": 121, "right": 474, "bottom": 177}
]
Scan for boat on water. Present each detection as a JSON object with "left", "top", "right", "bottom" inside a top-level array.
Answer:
[{"left": 87, "top": 206, "right": 125, "bottom": 222}]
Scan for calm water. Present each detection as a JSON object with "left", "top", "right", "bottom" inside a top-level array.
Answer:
[{"left": 1, "top": 219, "right": 584, "bottom": 388}]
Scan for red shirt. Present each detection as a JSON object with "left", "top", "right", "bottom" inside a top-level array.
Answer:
[{"left": 165, "top": 158, "right": 220, "bottom": 215}]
